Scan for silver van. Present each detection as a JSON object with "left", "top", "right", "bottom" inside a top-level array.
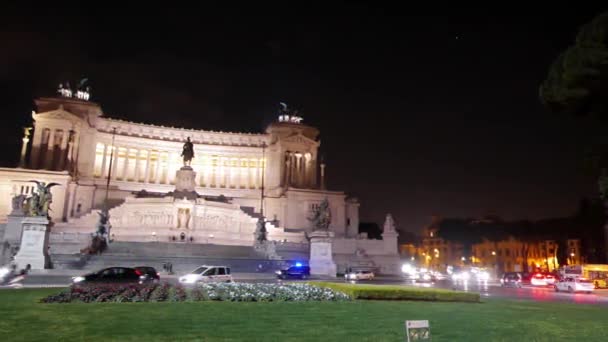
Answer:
[{"left": 179, "top": 265, "right": 233, "bottom": 285}]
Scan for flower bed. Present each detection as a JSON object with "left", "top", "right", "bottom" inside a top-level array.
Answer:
[{"left": 40, "top": 282, "right": 351, "bottom": 303}]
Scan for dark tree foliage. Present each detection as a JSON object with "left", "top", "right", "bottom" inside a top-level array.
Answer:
[{"left": 540, "top": 12, "right": 608, "bottom": 119}]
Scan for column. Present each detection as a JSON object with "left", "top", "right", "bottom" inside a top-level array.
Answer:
[
  {"left": 45, "top": 129, "right": 56, "bottom": 170},
  {"left": 216, "top": 157, "right": 223, "bottom": 187},
  {"left": 66, "top": 132, "right": 75, "bottom": 172},
  {"left": 236, "top": 158, "right": 242, "bottom": 189},
  {"left": 57, "top": 130, "right": 69, "bottom": 170},
  {"left": 111, "top": 145, "right": 119, "bottom": 180},
  {"left": 71, "top": 131, "right": 80, "bottom": 173},
  {"left": 310, "top": 158, "right": 317, "bottom": 187},
  {"left": 290, "top": 154, "right": 295, "bottom": 186},
  {"left": 169, "top": 152, "right": 178, "bottom": 184},
  {"left": 155, "top": 151, "right": 161, "bottom": 184},
  {"left": 284, "top": 153, "right": 291, "bottom": 187},
  {"left": 320, "top": 162, "right": 326, "bottom": 190},
  {"left": 255, "top": 158, "right": 261, "bottom": 189},
  {"left": 296, "top": 154, "right": 302, "bottom": 187},
  {"left": 18, "top": 127, "right": 31, "bottom": 168},
  {"left": 134, "top": 149, "right": 141, "bottom": 182},
  {"left": 122, "top": 148, "right": 130, "bottom": 180},
  {"left": 100, "top": 144, "right": 108, "bottom": 179},
  {"left": 144, "top": 149, "right": 151, "bottom": 183},
  {"left": 245, "top": 158, "right": 253, "bottom": 189},
  {"left": 29, "top": 127, "right": 43, "bottom": 169},
  {"left": 303, "top": 155, "right": 310, "bottom": 188},
  {"left": 203, "top": 156, "right": 211, "bottom": 187},
  {"left": 226, "top": 157, "right": 234, "bottom": 189}
]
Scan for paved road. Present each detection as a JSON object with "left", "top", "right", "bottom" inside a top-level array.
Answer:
[
  {"left": 380, "top": 279, "right": 608, "bottom": 305},
  {"left": 5, "top": 273, "right": 608, "bottom": 305}
]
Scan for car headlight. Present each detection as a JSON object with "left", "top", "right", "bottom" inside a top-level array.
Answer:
[
  {"left": 72, "top": 276, "right": 85, "bottom": 283},
  {"left": 275, "top": 270, "right": 282, "bottom": 275},
  {"left": 180, "top": 275, "right": 198, "bottom": 284}
]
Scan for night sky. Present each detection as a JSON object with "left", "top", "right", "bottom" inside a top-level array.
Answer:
[{"left": 1, "top": 5, "right": 607, "bottom": 233}]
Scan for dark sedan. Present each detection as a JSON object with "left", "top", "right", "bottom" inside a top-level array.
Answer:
[{"left": 71, "top": 267, "right": 157, "bottom": 285}]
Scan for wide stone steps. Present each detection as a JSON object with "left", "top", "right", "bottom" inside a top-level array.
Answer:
[
  {"left": 50, "top": 241, "right": 310, "bottom": 274},
  {"left": 103, "top": 241, "right": 261, "bottom": 258}
]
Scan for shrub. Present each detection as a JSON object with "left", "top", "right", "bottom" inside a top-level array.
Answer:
[
  {"left": 41, "top": 283, "right": 351, "bottom": 303},
  {"left": 149, "top": 283, "right": 170, "bottom": 302},
  {"left": 309, "top": 282, "right": 480, "bottom": 303},
  {"left": 170, "top": 285, "right": 188, "bottom": 302},
  {"left": 187, "top": 287, "right": 204, "bottom": 302}
]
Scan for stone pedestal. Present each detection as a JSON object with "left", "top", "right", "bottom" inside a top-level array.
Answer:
[
  {"left": 13, "top": 216, "right": 51, "bottom": 270},
  {"left": 4, "top": 214, "right": 25, "bottom": 246},
  {"left": 172, "top": 166, "right": 198, "bottom": 200},
  {"left": 1, "top": 214, "right": 25, "bottom": 266},
  {"left": 309, "top": 230, "right": 337, "bottom": 277}
]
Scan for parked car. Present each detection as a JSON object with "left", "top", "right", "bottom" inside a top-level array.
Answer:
[
  {"left": 134, "top": 266, "right": 160, "bottom": 283},
  {"left": 71, "top": 267, "right": 154, "bottom": 285},
  {"left": 554, "top": 277, "right": 594, "bottom": 294},
  {"left": 179, "top": 265, "right": 233, "bottom": 285},
  {"left": 345, "top": 270, "right": 375, "bottom": 281},
  {"left": 276, "top": 264, "right": 310, "bottom": 280}
]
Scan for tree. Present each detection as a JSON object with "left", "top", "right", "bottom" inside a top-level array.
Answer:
[
  {"left": 540, "top": 11, "right": 608, "bottom": 262},
  {"left": 539, "top": 12, "right": 608, "bottom": 118}
]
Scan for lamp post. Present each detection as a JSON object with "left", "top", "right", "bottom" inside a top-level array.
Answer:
[
  {"left": 255, "top": 141, "right": 268, "bottom": 243},
  {"left": 260, "top": 142, "right": 266, "bottom": 217},
  {"left": 104, "top": 127, "right": 117, "bottom": 214},
  {"left": 101, "top": 127, "right": 117, "bottom": 243}
]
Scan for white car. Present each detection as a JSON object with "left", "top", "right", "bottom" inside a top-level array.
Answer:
[
  {"left": 345, "top": 270, "right": 375, "bottom": 281},
  {"left": 179, "top": 265, "right": 233, "bottom": 285},
  {"left": 554, "top": 277, "right": 594, "bottom": 294}
]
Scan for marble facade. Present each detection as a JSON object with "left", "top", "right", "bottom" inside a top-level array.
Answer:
[{"left": 0, "top": 93, "right": 401, "bottom": 274}]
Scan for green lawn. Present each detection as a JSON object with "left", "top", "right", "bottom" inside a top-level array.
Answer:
[{"left": 0, "top": 288, "right": 605, "bottom": 341}]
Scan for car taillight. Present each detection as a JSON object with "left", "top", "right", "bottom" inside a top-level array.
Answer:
[
  {"left": 135, "top": 269, "right": 142, "bottom": 276},
  {"left": 157, "top": 272, "right": 160, "bottom": 277}
]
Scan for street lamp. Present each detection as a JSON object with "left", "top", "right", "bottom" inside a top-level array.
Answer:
[
  {"left": 104, "top": 127, "right": 117, "bottom": 214},
  {"left": 259, "top": 142, "right": 266, "bottom": 217}
]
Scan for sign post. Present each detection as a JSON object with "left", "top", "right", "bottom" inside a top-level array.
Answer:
[{"left": 405, "top": 320, "right": 430, "bottom": 341}]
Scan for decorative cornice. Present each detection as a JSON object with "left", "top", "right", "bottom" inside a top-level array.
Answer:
[{"left": 96, "top": 117, "right": 270, "bottom": 147}]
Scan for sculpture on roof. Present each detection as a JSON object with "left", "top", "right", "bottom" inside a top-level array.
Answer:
[
  {"left": 57, "top": 78, "right": 91, "bottom": 100},
  {"left": 278, "top": 102, "right": 303, "bottom": 124}
]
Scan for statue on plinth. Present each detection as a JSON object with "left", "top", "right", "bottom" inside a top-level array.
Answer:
[
  {"left": 24, "top": 181, "right": 60, "bottom": 218},
  {"left": 254, "top": 217, "right": 267, "bottom": 243},
  {"left": 308, "top": 198, "right": 331, "bottom": 231},
  {"left": 181, "top": 137, "right": 195, "bottom": 167},
  {"left": 81, "top": 211, "right": 109, "bottom": 255}
]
